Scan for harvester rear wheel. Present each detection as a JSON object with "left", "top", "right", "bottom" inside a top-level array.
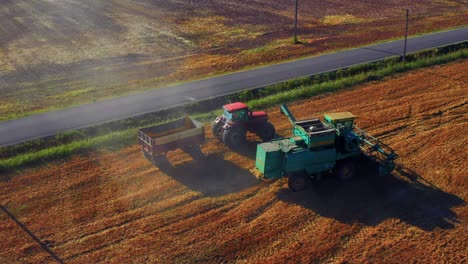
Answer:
[
  {"left": 211, "top": 115, "right": 226, "bottom": 140},
  {"left": 222, "top": 126, "right": 246, "bottom": 148},
  {"left": 288, "top": 172, "right": 308, "bottom": 192},
  {"left": 255, "top": 121, "right": 276, "bottom": 141},
  {"left": 336, "top": 160, "right": 356, "bottom": 180}
]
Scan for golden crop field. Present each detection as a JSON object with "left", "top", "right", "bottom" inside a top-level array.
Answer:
[{"left": 1, "top": 60, "right": 466, "bottom": 263}]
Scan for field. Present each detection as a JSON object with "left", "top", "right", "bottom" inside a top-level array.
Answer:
[
  {"left": 0, "top": 0, "right": 467, "bottom": 120},
  {"left": 1, "top": 60, "right": 467, "bottom": 263}
]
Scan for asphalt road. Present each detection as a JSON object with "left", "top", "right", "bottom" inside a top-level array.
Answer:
[{"left": 1, "top": 28, "right": 467, "bottom": 147}]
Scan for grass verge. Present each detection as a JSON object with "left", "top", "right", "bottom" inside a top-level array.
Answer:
[
  {"left": 0, "top": 130, "right": 135, "bottom": 173},
  {"left": 1, "top": 43, "right": 466, "bottom": 173},
  {"left": 247, "top": 48, "right": 467, "bottom": 109}
]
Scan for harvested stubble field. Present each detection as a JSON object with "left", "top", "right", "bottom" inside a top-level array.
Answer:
[
  {"left": 1, "top": 60, "right": 467, "bottom": 263},
  {"left": 1, "top": 0, "right": 467, "bottom": 120}
]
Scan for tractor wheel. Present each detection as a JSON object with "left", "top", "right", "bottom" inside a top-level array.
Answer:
[
  {"left": 256, "top": 122, "right": 276, "bottom": 141},
  {"left": 336, "top": 160, "right": 356, "bottom": 180},
  {"left": 288, "top": 172, "right": 308, "bottom": 192},
  {"left": 222, "top": 126, "right": 246, "bottom": 148},
  {"left": 211, "top": 115, "right": 226, "bottom": 140}
]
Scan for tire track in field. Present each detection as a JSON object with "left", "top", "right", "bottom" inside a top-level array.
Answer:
[
  {"left": 62, "top": 186, "right": 267, "bottom": 262},
  {"left": 50, "top": 187, "right": 199, "bottom": 247},
  {"left": 61, "top": 193, "right": 254, "bottom": 261},
  {"left": 61, "top": 203, "right": 239, "bottom": 261}
]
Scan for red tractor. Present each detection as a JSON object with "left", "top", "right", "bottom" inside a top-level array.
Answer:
[{"left": 211, "top": 102, "right": 276, "bottom": 148}]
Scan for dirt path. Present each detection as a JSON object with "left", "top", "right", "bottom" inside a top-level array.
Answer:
[{"left": 0, "top": 60, "right": 467, "bottom": 263}]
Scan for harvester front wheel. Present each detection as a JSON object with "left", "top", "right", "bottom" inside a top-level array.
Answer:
[
  {"left": 211, "top": 115, "right": 226, "bottom": 140},
  {"left": 222, "top": 126, "right": 246, "bottom": 148},
  {"left": 288, "top": 173, "right": 308, "bottom": 192},
  {"left": 336, "top": 160, "right": 356, "bottom": 180},
  {"left": 256, "top": 122, "right": 276, "bottom": 141}
]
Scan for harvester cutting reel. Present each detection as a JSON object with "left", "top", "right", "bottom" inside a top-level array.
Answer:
[{"left": 354, "top": 126, "right": 399, "bottom": 176}]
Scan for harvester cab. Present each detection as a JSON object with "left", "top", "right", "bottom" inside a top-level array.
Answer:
[
  {"left": 324, "top": 112, "right": 356, "bottom": 130},
  {"left": 212, "top": 102, "right": 276, "bottom": 148},
  {"left": 323, "top": 112, "right": 361, "bottom": 154}
]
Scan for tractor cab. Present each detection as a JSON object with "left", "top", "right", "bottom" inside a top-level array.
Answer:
[{"left": 223, "top": 102, "right": 267, "bottom": 123}]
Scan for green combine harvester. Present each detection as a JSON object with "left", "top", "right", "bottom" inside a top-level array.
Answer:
[{"left": 253, "top": 104, "right": 398, "bottom": 191}]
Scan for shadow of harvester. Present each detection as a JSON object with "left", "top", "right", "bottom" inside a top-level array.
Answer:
[
  {"left": 153, "top": 150, "right": 259, "bottom": 197},
  {"left": 277, "top": 165, "right": 465, "bottom": 231}
]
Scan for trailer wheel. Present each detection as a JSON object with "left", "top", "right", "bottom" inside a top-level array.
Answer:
[
  {"left": 143, "top": 151, "right": 151, "bottom": 161},
  {"left": 255, "top": 122, "right": 276, "bottom": 141},
  {"left": 337, "top": 160, "right": 356, "bottom": 180},
  {"left": 222, "top": 126, "right": 246, "bottom": 148},
  {"left": 288, "top": 173, "right": 308, "bottom": 192},
  {"left": 211, "top": 115, "right": 226, "bottom": 140},
  {"left": 141, "top": 147, "right": 152, "bottom": 161}
]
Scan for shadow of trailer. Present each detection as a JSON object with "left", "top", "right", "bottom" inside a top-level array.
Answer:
[{"left": 138, "top": 116, "right": 205, "bottom": 165}]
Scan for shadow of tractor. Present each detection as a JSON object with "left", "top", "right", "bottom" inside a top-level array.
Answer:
[
  {"left": 276, "top": 165, "right": 465, "bottom": 231},
  {"left": 154, "top": 150, "right": 259, "bottom": 197},
  {"left": 230, "top": 139, "right": 260, "bottom": 160}
]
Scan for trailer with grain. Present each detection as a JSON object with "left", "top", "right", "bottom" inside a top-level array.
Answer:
[{"left": 138, "top": 116, "right": 205, "bottom": 164}]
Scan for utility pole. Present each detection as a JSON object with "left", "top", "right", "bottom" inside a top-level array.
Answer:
[
  {"left": 403, "top": 9, "right": 409, "bottom": 62},
  {"left": 293, "top": 0, "right": 299, "bottom": 44}
]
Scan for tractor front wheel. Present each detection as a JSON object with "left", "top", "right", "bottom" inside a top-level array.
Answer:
[
  {"left": 288, "top": 172, "right": 308, "bottom": 192},
  {"left": 222, "top": 126, "right": 246, "bottom": 148},
  {"left": 256, "top": 122, "right": 276, "bottom": 141},
  {"left": 211, "top": 115, "right": 226, "bottom": 140},
  {"left": 336, "top": 160, "right": 356, "bottom": 180}
]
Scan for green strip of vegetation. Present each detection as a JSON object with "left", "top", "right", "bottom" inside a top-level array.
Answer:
[
  {"left": 233, "top": 42, "right": 467, "bottom": 104},
  {"left": 0, "top": 129, "right": 135, "bottom": 173},
  {"left": 247, "top": 48, "right": 467, "bottom": 109},
  {"left": 1, "top": 44, "right": 466, "bottom": 173}
]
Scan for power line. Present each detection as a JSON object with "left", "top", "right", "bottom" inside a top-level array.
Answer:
[
  {"left": 403, "top": 9, "right": 410, "bottom": 62},
  {"left": 293, "top": 0, "right": 299, "bottom": 44}
]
